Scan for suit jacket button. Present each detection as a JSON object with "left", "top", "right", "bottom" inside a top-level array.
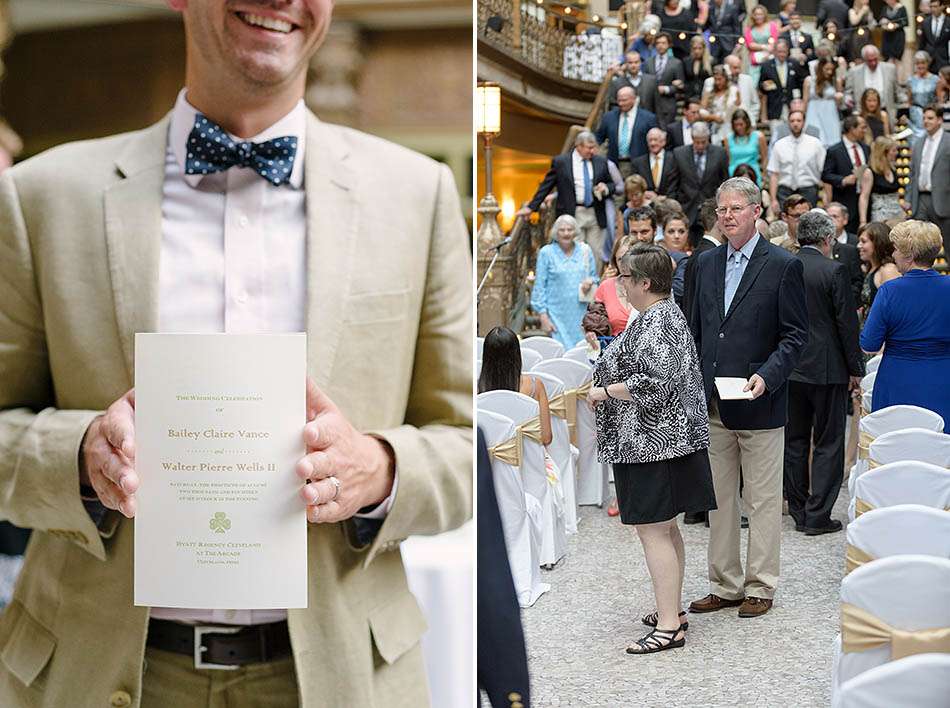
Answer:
[
  {"left": 508, "top": 693, "right": 522, "bottom": 701},
  {"left": 109, "top": 690, "right": 132, "bottom": 707},
  {"left": 719, "top": 333, "right": 724, "bottom": 338}
]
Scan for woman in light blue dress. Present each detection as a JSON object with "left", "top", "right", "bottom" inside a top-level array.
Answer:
[
  {"left": 908, "top": 51, "right": 938, "bottom": 145},
  {"left": 803, "top": 58, "right": 842, "bottom": 147},
  {"left": 725, "top": 109, "right": 767, "bottom": 185},
  {"left": 531, "top": 214, "right": 600, "bottom": 350}
]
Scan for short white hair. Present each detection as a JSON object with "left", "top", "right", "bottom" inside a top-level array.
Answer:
[
  {"left": 691, "top": 122, "right": 710, "bottom": 139},
  {"left": 550, "top": 214, "right": 578, "bottom": 239}
]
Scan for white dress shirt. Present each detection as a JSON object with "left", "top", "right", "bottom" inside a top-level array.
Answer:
[
  {"left": 919, "top": 129, "right": 943, "bottom": 192},
  {"left": 863, "top": 65, "right": 884, "bottom": 95},
  {"left": 151, "top": 90, "right": 394, "bottom": 626},
  {"left": 572, "top": 148, "right": 594, "bottom": 205},
  {"left": 767, "top": 132, "right": 826, "bottom": 189},
  {"left": 680, "top": 118, "right": 693, "bottom": 146}
]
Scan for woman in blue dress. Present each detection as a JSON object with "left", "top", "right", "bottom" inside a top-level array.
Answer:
[
  {"left": 724, "top": 109, "right": 767, "bottom": 185},
  {"left": 908, "top": 51, "right": 938, "bottom": 145},
  {"left": 860, "top": 221, "right": 950, "bottom": 431},
  {"left": 803, "top": 58, "right": 842, "bottom": 147},
  {"left": 531, "top": 214, "right": 600, "bottom": 350}
]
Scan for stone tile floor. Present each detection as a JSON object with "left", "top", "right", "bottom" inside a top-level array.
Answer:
[{"left": 519, "top": 488, "right": 848, "bottom": 707}]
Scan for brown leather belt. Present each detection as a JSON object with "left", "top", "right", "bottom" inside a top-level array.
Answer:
[{"left": 146, "top": 618, "right": 292, "bottom": 669}]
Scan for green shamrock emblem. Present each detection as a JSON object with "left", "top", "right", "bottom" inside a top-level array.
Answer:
[{"left": 209, "top": 512, "right": 231, "bottom": 534}]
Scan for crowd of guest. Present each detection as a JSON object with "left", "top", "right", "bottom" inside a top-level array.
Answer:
[{"left": 500, "top": 0, "right": 950, "bottom": 659}]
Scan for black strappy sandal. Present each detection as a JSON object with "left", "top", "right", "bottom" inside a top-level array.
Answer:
[
  {"left": 641, "top": 609, "right": 689, "bottom": 631},
  {"left": 625, "top": 627, "right": 686, "bottom": 655}
]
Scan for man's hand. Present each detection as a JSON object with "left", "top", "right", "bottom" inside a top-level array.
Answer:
[
  {"left": 842, "top": 174, "right": 857, "bottom": 187},
  {"left": 296, "top": 379, "right": 395, "bottom": 524},
  {"left": 743, "top": 374, "right": 768, "bottom": 399},
  {"left": 516, "top": 206, "right": 533, "bottom": 218},
  {"left": 849, "top": 375, "right": 863, "bottom": 392},
  {"left": 80, "top": 389, "right": 139, "bottom": 518}
]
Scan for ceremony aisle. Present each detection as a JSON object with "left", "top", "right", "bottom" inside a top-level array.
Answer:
[{"left": 519, "top": 491, "right": 848, "bottom": 706}]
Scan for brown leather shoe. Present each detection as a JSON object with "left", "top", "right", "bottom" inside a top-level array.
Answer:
[
  {"left": 688, "top": 594, "right": 744, "bottom": 613},
  {"left": 738, "top": 597, "right": 773, "bottom": 618}
]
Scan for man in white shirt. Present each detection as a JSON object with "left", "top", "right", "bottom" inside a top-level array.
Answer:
[
  {"left": 908, "top": 105, "right": 950, "bottom": 258},
  {"left": 0, "top": 2, "right": 471, "bottom": 705},
  {"left": 844, "top": 45, "right": 898, "bottom": 120},
  {"left": 767, "top": 110, "right": 826, "bottom": 215}
]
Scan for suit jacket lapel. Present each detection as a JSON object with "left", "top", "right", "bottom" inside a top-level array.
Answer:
[
  {"left": 303, "top": 112, "right": 358, "bottom": 388},
  {"left": 715, "top": 245, "right": 727, "bottom": 321},
  {"left": 104, "top": 115, "right": 170, "bottom": 382},
  {"left": 724, "top": 236, "right": 769, "bottom": 322}
]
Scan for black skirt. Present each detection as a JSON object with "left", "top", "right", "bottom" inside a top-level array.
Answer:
[{"left": 613, "top": 448, "right": 717, "bottom": 525}]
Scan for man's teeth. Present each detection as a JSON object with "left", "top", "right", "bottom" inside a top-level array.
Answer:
[{"left": 239, "top": 12, "right": 293, "bottom": 33}]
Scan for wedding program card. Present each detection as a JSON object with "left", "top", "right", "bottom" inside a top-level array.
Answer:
[{"left": 134, "top": 333, "right": 307, "bottom": 609}]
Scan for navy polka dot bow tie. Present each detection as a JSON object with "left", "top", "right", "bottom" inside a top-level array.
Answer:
[{"left": 184, "top": 113, "right": 298, "bottom": 186}]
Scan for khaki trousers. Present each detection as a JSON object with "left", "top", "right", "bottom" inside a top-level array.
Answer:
[
  {"left": 707, "top": 401, "right": 785, "bottom": 601},
  {"left": 141, "top": 647, "right": 299, "bottom": 708},
  {"left": 574, "top": 205, "right": 604, "bottom": 274}
]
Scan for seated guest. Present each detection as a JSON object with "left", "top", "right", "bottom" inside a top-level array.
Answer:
[
  {"left": 861, "top": 221, "right": 950, "bottom": 431},
  {"left": 858, "top": 136, "right": 903, "bottom": 226},
  {"left": 588, "top": 243, "right": 716, "bottom": 654},
  {"left": 856, "top": 222, "right": 900, "bottom": 314},
  {"left": 724, "top": 109, "right": 766, "bottom": 185},
  {"left": 530, "top": 215, "right": 600, "bottom": 350},
  {"left": 478, "top": 326, "right": 554, "bottom": 446}
]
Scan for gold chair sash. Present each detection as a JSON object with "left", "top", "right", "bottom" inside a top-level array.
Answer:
[
  {"left": 845, "top": 544, "right": 876, "bottom": 574},
  {"left": 841, "top": 602, "right": 950, "bottom": 660},
  {"left": 854, "top": 498, "right": 875, "bottom": 517},
  {"left": 547, "top": 380, "right": 593, "bottom": 447},
  {"left": 487, "top": 416, "right": 544, "bottom": 468},
  {"left": 857, "top": 431, "right": 874, "bottom": 461}
]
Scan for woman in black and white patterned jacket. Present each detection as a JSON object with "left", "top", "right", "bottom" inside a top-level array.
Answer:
[{"left": 587, "top": 243, "right": 717, "bottom": 656}]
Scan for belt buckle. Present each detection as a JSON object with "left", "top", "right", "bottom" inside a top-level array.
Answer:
[{"left": 194, "top": 625, "right": 242, "bottom": 670}]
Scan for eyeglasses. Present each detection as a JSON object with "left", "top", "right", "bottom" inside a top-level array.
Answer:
[{"left": 715, "top": 204, "right": 753, "bottom": 216}]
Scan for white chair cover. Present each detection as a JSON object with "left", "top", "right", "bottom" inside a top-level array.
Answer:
[
  {"left": 520, "top": 347, "right": 543, "bottom": 372},
  {"left": 477, "top": 391, "right": 568, "bottom": 567},
  {"left": 477, "top": 411, "right": 548, "bottom": 607},
  {"left": 476, "top": 337, "right": 484, "bottom": 359},
  {"left": 864, "top": 355, "right": 882, "bottom": 375},
  {"left": 849, "top": 461, "right": 950, "bottom": 521},
  {"left": 563, "top": 346, "right": 593, "bottom": 366},
  {"left": 831, "top": 556, "right": 950, "bottom": 694},
  {"left": 847, "top": 504, "right": 950, "bottom": 569},
  {"left": 868, "top": 428, "right": 950, "bottom": 468},
  {"left": 520, "top": 335, "right": 565, "bottom": 360},
  {"left": 401, "top": 522, "right": 473, "bottom": 708},
  {"left": 532, "top": 358, "right": 610, "bottom": 507},
  {"left": 860, "top": 371, "right": 877, "bottom": 394},
  {"left": 862, "top": 391, "right": 873, "bottom": 416},
  {"left": 530, "top": 371, "right": 578, "bottom": 535},
  {"left": 848, "top": 406, "right": 947, "bottom": 498},
  {"left": 476, "top": 359, "right": 482, "bottom": 381},
  {"left": 835, "top": 653, "right": 950, "bottom": 708}
]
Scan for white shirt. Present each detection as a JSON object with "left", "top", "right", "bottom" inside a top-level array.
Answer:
[
  {"left": 767, "top": 132, "right": 826, "bottom": 188},
  {"left": 863, "top": 65, "right": 884, "bottom": 95},
  {"left": 836, "top": 230, "right": 849, "bottom": 244},
  {"left": 572, "top": 148, "right": 594, "bottom": 204},
  {"left": 152, "top": 90, "right": 394, "bottom": 626},
  {"left": 681, "top": 118, "right": 693, "bottom": 146},
  {"left": 919, "top": 129, "right": 943, "bottom": 192}
]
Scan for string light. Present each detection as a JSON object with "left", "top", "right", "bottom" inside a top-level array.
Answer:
[
  {"left": 564, "top": 6, "right": 571, "bottom": 13},
  {"left": 737, "top": 36, "right": 745, "bottom": 44},
  {"left": 678, "top": 32, "right": 686, "bottom": 39},
  {"left": 828, "top": 32, "right": 836, "bottom": 40},
  {"left": 857, "top": 28, "right": 865, "bottom": 36},
  {"left": 620, "top": 22, "right": 628, "bottom": 29},
  {"left": 709, "top": 34, "right": 716, "bottom": 43},
  {"left": 592, "top": 14, "right": 600, "bottom": 21}
]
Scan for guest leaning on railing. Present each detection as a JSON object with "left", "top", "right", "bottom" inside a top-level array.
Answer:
[
  {"left": 860, "top": 221, "right": 950, "bottom": 432},
  {"left": 587, "top": 244, "right": 716, "bottom": 655}
]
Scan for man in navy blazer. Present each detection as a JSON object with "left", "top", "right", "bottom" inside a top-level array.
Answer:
[
  {"left": 595, "top": 85, "right": 657, "bottom": 177},
  {"left": 821, "top": 116, "right": 870, "bottom": 235},
  {"left": 687, "top": 176, "right": 808, "bottom": 619}
]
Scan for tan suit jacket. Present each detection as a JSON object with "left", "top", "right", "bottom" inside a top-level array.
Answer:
[{"left": 0, "top": 111, "right": 473, "bottom": 707}]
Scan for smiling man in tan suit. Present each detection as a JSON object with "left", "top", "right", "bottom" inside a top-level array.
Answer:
[{"left": 0, "top": 1, "right": 472, "bottom": 707}]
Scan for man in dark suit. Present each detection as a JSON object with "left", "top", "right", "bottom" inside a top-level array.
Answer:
[
  {"left": 477, "top": 429, "right": 531, "bottom": 708},
  {"left": 607, "top": 51, "right": 657, "bottom": 113},
  {"left": 832, "top": 239, "right": 863, "bottom": 311},
  {"left": 757, "top": 39, "right": 805, "bottom": 127},
  {"left": 705, "top": 0, "right": 744, "bottom": 63},
  {"left": 632, "top": 127, "right": 680, "bottom": 198},
  {"left": 665, "top": 99, "right": 702, "bottom": 150},
  {"left": 781, "top": 12, "right": 815, "bottom": 62},
  {"left": 595, "top": 85, "right": 657, "bottom": 176},
  {"left": 672, "top": 122, "right": 729, "bottom": 239},
  {"left": 518, "top": 131, "right": 614, "bottom": 261},
  {"left": 816, "top": 0, "right": 849, "bottom": 32},
  {"left": 784, "top": 211, "right": 864, "bottom": 536},
  {"left": 687, "top": 176, "right": 808, "bottom": 618},
  {"left": 644, "top": 33, "right": 685, "bottom": 128},
  {"left": 919, "top": 1, "right": 950, "bottom": 73},
  {"left": 827, "top": 202, "right": 857, "bottom": 245},
  {"left": 822, "top": 115, "right": 870, "bottom": 235}
]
